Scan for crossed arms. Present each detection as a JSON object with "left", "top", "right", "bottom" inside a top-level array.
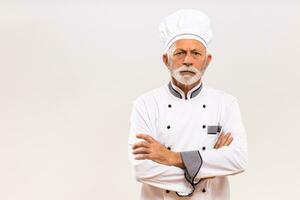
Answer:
[{"left": 128, "top": 98, "right": 248, "bottom": 195}]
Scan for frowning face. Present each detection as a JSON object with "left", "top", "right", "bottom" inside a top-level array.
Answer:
[{"left": 163, "top": 39, "right": 212, "bottom": 85}]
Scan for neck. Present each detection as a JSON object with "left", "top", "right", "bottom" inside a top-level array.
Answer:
[{"left": 171, "top": 77, "right": 201, "bottom": 99}]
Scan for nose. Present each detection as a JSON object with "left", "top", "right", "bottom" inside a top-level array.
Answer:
[{"left": 183, "top": 53, "right": 193, "bottom": 67}]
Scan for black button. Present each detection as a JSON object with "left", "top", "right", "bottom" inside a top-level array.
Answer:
[
  {"left": 202, "top": 125, "right": 206, "bottom": 129},
  {"left": 202, "top": 188, "right": 206, "bottom": 193},
  {"left": 202, "top": 146, "right": 206, "bottom": 151},
  {"left": 167, "top": 147, "right": 171, "bottom": 150},
  {"left": 167, "top": 125, "right": 171, "bottom": 129},
  {"left": 168, "top": 104, "right": 172, "bottom": 108},
  {"left": 203, "top": 104, "right": 206, "bottom": 108},
  {"left": 166, "top": 190, "right": 170, "bottom": 193}
]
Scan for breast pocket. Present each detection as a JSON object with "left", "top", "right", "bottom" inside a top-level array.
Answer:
[
  {"left": 207, "top": 125, "right": 222, "bottom": 135},
  {"left": 203, "top": 125, "right": 222, "bottom": 149}
]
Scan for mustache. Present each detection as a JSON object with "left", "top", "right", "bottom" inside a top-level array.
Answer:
[
  {"left": 173, "top": 65, "right": 200, "bottom": 74},
  {"left": 171, "top": 65, "right": 203, "bottom": 85}
]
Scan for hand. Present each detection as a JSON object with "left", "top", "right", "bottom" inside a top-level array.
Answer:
[
  {"left": 132, "top": 134, "right": 184, "bottom": 168},
  {"left": 199, "top": 132, "right": 234, "bottom": 182},
  {"left": 213, "top": 131, "right": 233, "bottom": 149}
]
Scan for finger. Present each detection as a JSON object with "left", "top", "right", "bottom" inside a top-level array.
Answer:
[
  {"left": 136, "top": 134, "right": 155, "bottom": 143},
  {"left": 132, "top": 141, "right": 149, "bottom": 149},
  {"left": 214, "top": 133, "right": 222, "bottom": 149},
  {"left": 132, "top": 147, "right": 151, "bottom": 155},
  {"left": 223, "top": 132, "right": 233, "bottom": 146},
  {"left": 220, "top": 133, "right": 231, "bottom": 147},
  {"left": 225, "top": 137, "right": 233, "bottom": 146},
  {"left": 134, "top": 154, "right": 149, "bottom": 160},
  {"left": 214, "top": 132, "right": 224, "bottom": 149},
  {"left": 220, "top": 133, "right": 230, "bottom": 148},
  {"left": 216, "top": 132, "right": 228, "bottom": 149}
]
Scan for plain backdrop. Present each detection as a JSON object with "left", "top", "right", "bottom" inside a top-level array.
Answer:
[{"left": 0, "top": 0, "right": 300, "bottom": 199}]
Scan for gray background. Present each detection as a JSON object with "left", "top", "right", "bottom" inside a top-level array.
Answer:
[{"left": 0, "top": 0, "right": 299, "bottom": 199}]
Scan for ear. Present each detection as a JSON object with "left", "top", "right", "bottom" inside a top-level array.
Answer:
[
  {"left": 162, "top": 53, "right": 169, "bottom": 67},
  {"left": 204, "top": 54, "right": 212, "bottom": 69}
]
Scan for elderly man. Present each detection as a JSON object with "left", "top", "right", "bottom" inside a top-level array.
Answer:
[{"left": 128, "top": 9, "right": 248, "bottom": 200}]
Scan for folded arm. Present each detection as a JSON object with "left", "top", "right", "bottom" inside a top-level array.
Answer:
[
  {"left": 128, "top": 99, "right": 193, "bottom": 194},
  {"left": 128, "top": 98, "right": 248, "bottom": 194},
  {"left": 181, "top": 99, "right": 248, "bottom": 183}
]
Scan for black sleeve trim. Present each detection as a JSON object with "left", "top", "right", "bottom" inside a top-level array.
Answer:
[{"left": 175, "top": 150, "right": 203, "bottom": 197}]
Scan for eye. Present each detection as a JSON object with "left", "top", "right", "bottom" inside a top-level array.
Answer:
[
  {"left": 192, "top": 52, "right": 201, "bottom": 56},
  {"left": 175, "top": 52, "right": 184, "bottom": 56}
]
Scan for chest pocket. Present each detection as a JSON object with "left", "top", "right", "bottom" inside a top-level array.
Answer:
[
  {"left": 203, "top": 125, "right": 222, "bottom": 149},
  {"left": 207, "top": 125, "right": 222, "bottom": 135}
]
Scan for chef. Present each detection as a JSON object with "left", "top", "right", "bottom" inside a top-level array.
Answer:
[{"left": 128, "top": 9, "right": 248, "bottom": 200}]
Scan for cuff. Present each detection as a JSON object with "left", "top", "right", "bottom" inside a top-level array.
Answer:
[
  {"left": 180, "top": 150, "right": 203, "bottom": 185},
  {"left": 175, "top": 150, "right": 203, "bottom": 197}
]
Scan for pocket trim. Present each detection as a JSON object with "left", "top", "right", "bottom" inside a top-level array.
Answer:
[{"left": 207, "top": 125, "right": 222, "bottom": 135}]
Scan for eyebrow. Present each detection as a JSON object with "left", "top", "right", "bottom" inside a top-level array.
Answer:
[{"left": 174, "top": 48, "right": 203, "bottom": 52}]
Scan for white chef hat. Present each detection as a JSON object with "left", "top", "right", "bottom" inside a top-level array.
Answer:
[{"left": 159, "top": 9, "right": 213, "bottom": 53}]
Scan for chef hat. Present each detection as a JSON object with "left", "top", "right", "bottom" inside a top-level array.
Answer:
[{"left": 159, "top": 9, "right": 213, "bottom": 52}]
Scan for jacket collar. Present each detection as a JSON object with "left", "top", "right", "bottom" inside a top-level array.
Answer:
[{"left": 168, "top": 81, "right": 203, "bottom": 100}]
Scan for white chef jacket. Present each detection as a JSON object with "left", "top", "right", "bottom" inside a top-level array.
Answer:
[{"left": 128, "top": 81, "right": 248, "bottom": 200}]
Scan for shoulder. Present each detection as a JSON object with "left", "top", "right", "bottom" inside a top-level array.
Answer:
[
  {"left": 132, "top": 84, "right": 167, "bottom": 108},
  {"left": 204, "top": 85, "right": 238, "bottom": 105}
]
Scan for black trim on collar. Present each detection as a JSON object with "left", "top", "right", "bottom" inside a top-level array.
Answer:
[
  {"left": 190, "top": 83, "right": 203, "bottom": 98},
  {"left": 168, "top": 82, "right": 183, "bottom": 99},
  {"left": 168, "top": 82, "right": 203, "bottom": 100}
]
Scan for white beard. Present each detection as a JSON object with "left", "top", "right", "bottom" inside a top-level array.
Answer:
[{"left": 171, "top": 65, "right": 203, "bottom": 85}]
